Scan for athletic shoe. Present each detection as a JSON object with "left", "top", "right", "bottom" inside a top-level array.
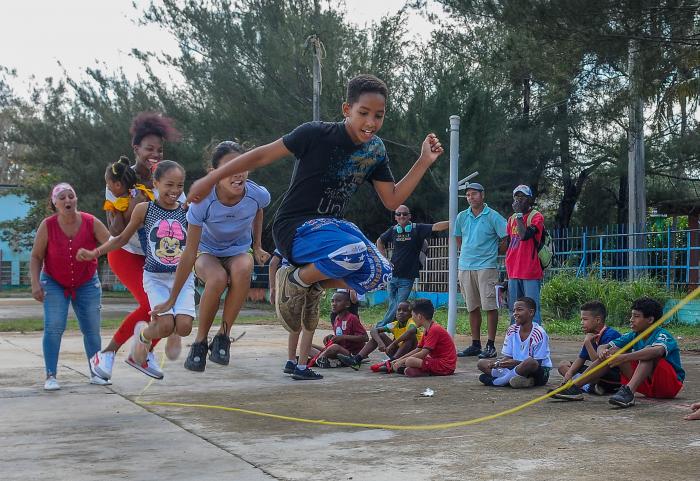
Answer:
[
  {"left": 165, "top": 334, "right": 182, "bottom": 361},
  {"left": 301, "top": 283, "right": 324, "bottom": 331},
  {"left": 89, "top": 375, "right": 112, "bottom": 386},
  {"left": 146, "top": 352, "right": 164, "bottom": 378},
  {"left": 315, "top": 357, "right": 331, "bottom": 369},
  {"left": 131, "top": 321, "right": 150, "bottom": 366},
  {"left": 509, "top": 375, "right": 535, "bottom": 388},
  {"left": 593, "top": 382, "right": 619, "bottom": 395},
  {"left": 479, "top": 373, "right": 495, "bottom": 386},
  {"left": 125, "top": 354, "right": 164, "bottom": 380},
  {"left": 44, "top": 376, "right": 60, "bottom": 391},
  {"left": 477, "top": 345, "right": 497, "bottom": 359},
  {"left": 208, "top": 333, "right": 231, "bottom": 366},
  {"left": 337, "top": 354, "right": 362, "bottom": 371},
  {"left": 291, "top": 367, "right": 323, "bottom": 380},
  {"left": 184, "top": 340, "right": 208, "bottom": 372},
  {"left": 370, "top": 360, "right": 393, "bottom": 373},
  {"left": 550, "top": 384, "right": 584, "bottom": 401},
  {"left": 283, "top": 360, "right": 297, "bottom": 374},
  {"left": 608, "top": 385, "right": 635, "bottom": 408},
  {"left": 457, "top": 345, "right": 482, "bottom": 357},
  {"left": 275, "top": 266, "right": 308, "bottom": 333},
  {"left": 90, "top": 350, "right": 115, "bottom": 380}
]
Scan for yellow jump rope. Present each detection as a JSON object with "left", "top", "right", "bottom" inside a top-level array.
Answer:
[{"left": 135, "top": 286, "right": 700, "bottom": 431}]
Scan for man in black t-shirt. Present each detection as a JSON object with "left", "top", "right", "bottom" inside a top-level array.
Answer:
[
  {"left": 376, "top": 205, "right": 448, "bottom": 327},
  {"left": 188, "top": 75, "right": 444, "bottom": 381}
]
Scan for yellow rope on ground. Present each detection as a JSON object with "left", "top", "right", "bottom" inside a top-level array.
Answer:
[{"left": 135, "top": 287, "right": 700, "bottom": 431}]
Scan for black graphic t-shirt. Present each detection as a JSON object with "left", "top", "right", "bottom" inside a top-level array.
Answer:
[
  {"left": 273, "top": 121, "right": 395, "bottom": 261},
  {"left": 379, "top": 223, "right": 433, "bottom": 279}
]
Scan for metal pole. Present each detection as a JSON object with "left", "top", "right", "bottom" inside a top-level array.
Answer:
[
  {"left": 447, "top": 115, "right": 460, "bottom": 337},
  {"left": 311, "top": 35, "right": 322, "bottom": 122},
  {"left": 628, "top": 38, "right": 646, "bottom": 279}
]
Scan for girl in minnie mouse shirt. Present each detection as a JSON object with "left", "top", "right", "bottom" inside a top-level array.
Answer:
[{"left": 78, "top": 161, "right": 194, "bottom": 371}]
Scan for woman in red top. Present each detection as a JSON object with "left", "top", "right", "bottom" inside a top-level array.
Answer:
[{"left": 30, "top": 183, "right": 110, "bottom": 391}]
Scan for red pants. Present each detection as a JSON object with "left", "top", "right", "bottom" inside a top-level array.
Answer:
[
  {"left": 406, "top": 356, "right": 455, "bottom": 377},
  {"left": 621, "top": 359, "right": 683, "bottom": 399},
  {"left": 108, "top": 249, "right": 158, "bottom": 348}
]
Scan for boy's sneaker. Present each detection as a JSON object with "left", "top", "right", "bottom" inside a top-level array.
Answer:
[
  {"left": 89, "top": 375, "right": 112, "bottom": 386},
  {"left": 301, "top": 283, "right": 324, "bottom": 331},
  {"left": 90, "top": 351, "right": 115, "bottom": 380},
  {"left": 283, "top": 360, "right": 297, "bottom": 374},
  {"left": 457, "top": 345, "right": 482, "bottom": 357},
  {"left": 337, "top": 354, "right": 362, "bottom": 371},
  {"left": 44, "top": 376, "right": 60, "bottom": 391},
  {"left": 550, "top": 384, "right": 584, "bottom": 401},
  {"left": 370, "top": 360, "right": 393, "bottom": 373},
  {"left": 477, "top": 345, "right": 497, "bottom": 359},
  {"left": 125, "top": 353, "right": 164, "bottom": 380},
  {"left": 315, "top": 357, "right": 331, "bottom": 369},
  {"left": 165, "top": 334, "right": 182, "bottom": 361},
  {"left": 479, "top": 373, "right": 495, "bottom": 386},
  {"left": 291, "top": 367, "right": 323, "bottom": 380},
  {"left": 608, "top": 385, "right": 635, "bottom": 408},
  {"left": 184, "top": 340, "right": 208, "bottom": 372},
  {"left": 131, "top": 321, "right": 150, "bottom": 366},
  {"left": 509, "top": 375, "right": 535, "bottom": 388},
  {"left": 275, "top": 266, "right": 307, "bottom": 333},
  {"left": 208, "top": 333, "right": 231, "bottom": 366}
]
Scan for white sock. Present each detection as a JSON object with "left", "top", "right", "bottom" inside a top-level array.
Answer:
[
  {"left": 291, "top": 269, "right": 311, "bottom": 288},
  {"left": 297, "top": 364, "right": 307, "bottom": 371},
  {"left": 493, "top": 368, "right": 518, "bottom": 386}
]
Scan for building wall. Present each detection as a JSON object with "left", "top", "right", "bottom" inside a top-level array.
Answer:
[{"left": 0, "top": 190, "right": 32, "bottom": 287}]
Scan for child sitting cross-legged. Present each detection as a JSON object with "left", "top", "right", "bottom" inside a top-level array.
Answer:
[
  {"left": 310, "top": 291, "right": 368, "bottom": 369},
  {"left": 477, "top": 296, "right": 552, "bottom": 388},
  {"left": 585, "top": 297, "right": 685, "bottom": 408},
  {"left": 390, "top": 298, "right": 456, "bottom": 377},
  {"left": 550, "top": 300, "right": 622, "bottom": 401},
  {"left": 338, "top": 301, "right": 421, "bottom": 371}
]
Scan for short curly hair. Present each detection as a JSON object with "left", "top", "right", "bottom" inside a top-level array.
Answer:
[
  {"left": 130, "top": 112, "right": 181, "bottom": 146},
  {"left": 346, "top": 74, "right": 388, "bottom": 105},
  {"left": 631, "top": 297, "right": 663, "bottom": 322}
]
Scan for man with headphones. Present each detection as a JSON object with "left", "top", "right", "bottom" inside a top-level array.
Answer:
[{"left": 376, "top": 205, "right": 448, "bottom": 328}]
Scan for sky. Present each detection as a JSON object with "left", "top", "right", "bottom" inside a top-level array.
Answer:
[{"left": 0, "top": 0, "right": 441, "bottom": 96}]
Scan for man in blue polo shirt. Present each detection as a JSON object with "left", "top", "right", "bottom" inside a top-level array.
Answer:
[{"left": 454, "top": 183, "right": 508, "bottom": 359}]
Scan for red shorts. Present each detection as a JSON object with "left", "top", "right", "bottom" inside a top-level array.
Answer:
[
  {"left": 421, "top": 356, "right": 455, "bottom": 376},
  {"left": 621, "top": 358, "right": 683, "bottom": 399}
]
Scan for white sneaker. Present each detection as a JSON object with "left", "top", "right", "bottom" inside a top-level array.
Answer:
[
  {"left": 90, "top": 351, "right": 115, "bottom": 380},
  {"left": 44, "top": 376, "right": 60, "bottom": 391},
  {"left": 509, "top": 375, "right": 535, "bottom": 388},
  {"left": 165, "top": 334, "right": 182, "bottom": 361},
  {"left": 89, "top": 375, "right": 112, "bottom": 386},
  {"left": 131, "top": 321, "right": 150, "bottom": 366},
  {"left": 146, "top": 351, "right": 164, "bottom": 379}
]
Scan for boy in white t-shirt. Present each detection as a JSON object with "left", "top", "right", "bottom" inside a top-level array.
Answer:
[{"left": 477, "top": 296, "right": 552, "bottom": 388}]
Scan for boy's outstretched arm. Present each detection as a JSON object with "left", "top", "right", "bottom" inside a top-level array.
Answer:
[
  {"left": 373, "top": 134, "right": 443, "bottom": 211},
  {"left": 187, "top": 139, "right": 291, "bottom": 203}
]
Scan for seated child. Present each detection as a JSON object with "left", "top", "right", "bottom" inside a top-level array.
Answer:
[
  {"left": 551, "top": 300, "right": 622, "bottom": 400},
  {"left": 310, "top": 291, "right": 368, "bottom": 369},
  {"left": 338, "top": 301, "right": 421, "bottom": 370},
  {"left": 477, "top": 296, "right": 552, "bottom": 388},
  {"left": 390, "top": 298, "right": 456, "bottom": 377},
  {"left": 594, "top": 297, "right": 684, "bottom": 408}
]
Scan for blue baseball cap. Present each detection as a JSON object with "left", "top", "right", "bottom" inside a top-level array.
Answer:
[
  {"left": 465, "top": 182, "right": 484, "bottom": 192},
  {"left": 513, "top": 184, "right": 533, "bottom": 197}
]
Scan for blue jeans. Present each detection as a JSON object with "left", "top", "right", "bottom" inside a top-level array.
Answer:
[
  {"left": 507, "top": 278, "right": 542, "bottom": 324},
  {"left": 41, "top": 272, "right": 102, "bottom": 376},
  {"left": 377, "top": 277, "right": 414, "bottom": 327}
]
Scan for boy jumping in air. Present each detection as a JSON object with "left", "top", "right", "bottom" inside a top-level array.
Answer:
[{"left": 187, "top": 74, "right": 443, "bottom": 380}]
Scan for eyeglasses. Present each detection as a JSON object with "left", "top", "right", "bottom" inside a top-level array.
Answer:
[{"left": 395, "top": 212, "right": 410, "bottom": 217}]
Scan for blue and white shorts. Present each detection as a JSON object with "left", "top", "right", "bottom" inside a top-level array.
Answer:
[{"left": 291, "top": 218, "right": 392, "bottom": 295}]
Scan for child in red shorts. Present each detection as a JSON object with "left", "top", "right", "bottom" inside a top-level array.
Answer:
[
  {"left": 595, "top": 297, "right": 685, "bottom": 408},
  {"left": 391, "top": 298, "right": 456, "bottom": 377}
]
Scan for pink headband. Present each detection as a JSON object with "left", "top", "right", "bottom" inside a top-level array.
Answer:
[{"left": 51, "top": 183, "right": 76, "bottom": 204}]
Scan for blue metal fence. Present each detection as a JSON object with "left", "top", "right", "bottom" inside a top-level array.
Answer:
[{"left": 548, "top": 224, "right": 700, "bottom": 290}]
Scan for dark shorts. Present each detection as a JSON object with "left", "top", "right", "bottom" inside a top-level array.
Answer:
[
  {"left": 575, "top": 363, "right": 621, "bottom": 385},
  {"left": 532, "top": 366, "right": 551, "bottom": 386}
]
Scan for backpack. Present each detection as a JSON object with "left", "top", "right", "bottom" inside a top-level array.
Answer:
[{"left": 509, "top": 209, "right": 554, "bottom": 270}]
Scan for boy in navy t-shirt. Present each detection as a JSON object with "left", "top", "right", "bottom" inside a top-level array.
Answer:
[
  {"left": 551, "top": 301, "right": 621, "bottom": 401},
  {"left": 187, "top": 74, "right": 444, "bottom": 380}
]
